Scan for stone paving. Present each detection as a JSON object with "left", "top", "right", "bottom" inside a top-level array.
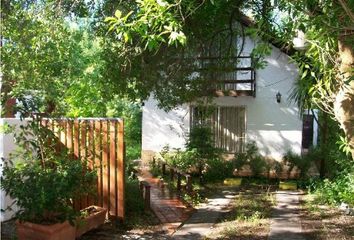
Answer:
[
  {"left": 172, "top": 190, "right": 236, "bottom": 240},
  {"left": 268, "top": 190, "right": 306, "bottom": 240}
]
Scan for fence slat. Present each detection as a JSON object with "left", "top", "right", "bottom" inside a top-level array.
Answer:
[
  {"left": 109, "top": 121, "right": 117, "bottom": 216},
  {"left": 80, "top": 120, "right": 88, "bottom": 209},
  {"left": 95, "top": 120, "right": 103, "bottom": 207},
  {"left": 117, "top": 121, "right": 125, "bottom": 221},
  {"left": 102, "top": 120, "right": 109, "bottom": 212},
  {"left": 87, "top": 120, "right": 95, "bottom": 206},
  {"left": 73, "top": 120, "right": 81, "bottom": 210},
  {"left": 41, "top": 117, "right": 124, "bottom": 220}
]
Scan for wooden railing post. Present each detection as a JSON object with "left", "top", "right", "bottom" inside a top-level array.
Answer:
[
  {"left": 162, "top": 163, "right": 166, "bottom": 176},
  {"left": 144, "top": 185, "right": 151, "bottom": 210},
  {"left": 186, "top": 174, "right": 192, "bottom": 193},
  {"left": 177, "top": 172, "right": 182, "bottom": 192},
  {"left": 170, "top": 167, "right": 174, "bottom": 181},
  {"left": 139, "top": 181, "right": 144, "bottom": 197}
]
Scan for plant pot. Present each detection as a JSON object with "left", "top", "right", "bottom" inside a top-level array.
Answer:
[
  {"left": 76, "top": 205, "right": 107, "bottom": 237},
  {"left": 16, "top": 220, "right": 76, "bottom": 240}
]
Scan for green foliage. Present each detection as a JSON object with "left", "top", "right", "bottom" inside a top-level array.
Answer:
[
  {"left": 234, "top": 141, "right": 267, "bottom": 177},
  {"left": 0, "top": 120, "right": 96, "bottom": 224},
  {"left": 283, "top": 150, "right": 313, "bottom": 178},
  {"left": 203, "top": 158, "right": 234, "bottom": 182},
  {"left": 125, "top": 177, "right": 145, "bottom": 214},
  {"left": 105, "top": 1, "right": 186, "bottom": 52},
  {"left": 106, "top": 98, "right": 142, "bottom": 161},
  {"left": 249, "top": 155, "right": 267, "bottom": 177},
  {"left": 310, "top": 170, "right": 354, "bottom": 206},
  {"left": 186, "top": 125, "right": 220, "bottom": 160},
  {"left": 164, "top": 148, "right": 199, "bottom": 173}
]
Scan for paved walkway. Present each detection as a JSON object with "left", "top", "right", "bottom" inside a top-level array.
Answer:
[
  {"left": 172, "top": 189, "right": 237, "bottom": 240},
  {"left": 138, "top": 168, "right": 194, "bottom": 234},
  {"left": 269, "top": 191, "right": 305, "bottom": 240}
]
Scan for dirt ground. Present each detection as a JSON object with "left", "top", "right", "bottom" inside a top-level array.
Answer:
[{"left": 300, "top": 195, "right": 354, "bottom": 240}]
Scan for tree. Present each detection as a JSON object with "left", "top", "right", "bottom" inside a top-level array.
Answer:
[{"left": 105, "top": 0, "right": 354, "bottom": 157}]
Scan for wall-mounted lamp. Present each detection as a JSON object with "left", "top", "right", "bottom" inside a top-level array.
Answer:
[{"left": 276, "top": 91, "right": 282, "bottom": 103}]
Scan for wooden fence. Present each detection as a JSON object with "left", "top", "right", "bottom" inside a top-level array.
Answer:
[{"left": 41, "top": 118, "right": 125, "bottom": 221}]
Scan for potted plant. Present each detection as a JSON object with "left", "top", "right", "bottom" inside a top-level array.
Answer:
[
  {"left": 75, "top": 205, "right": 107, "bottom": 238},
  {"left": 1, "top": 119, "right": 97, "bottom": 240}
]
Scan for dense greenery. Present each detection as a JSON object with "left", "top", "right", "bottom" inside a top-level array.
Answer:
[
  {"left": 1, "top": 0, "right": 353, "bottom": 208},
  {"left": 0, "top": 119, "right": 96, "bottom": 224}
]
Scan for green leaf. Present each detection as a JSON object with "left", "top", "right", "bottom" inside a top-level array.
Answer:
[
  {"left": 115, "top": 10, "right": 122, "bottom": 19},
  {"left": 104, "top": 17, "right": 116, "bottom": 23}
]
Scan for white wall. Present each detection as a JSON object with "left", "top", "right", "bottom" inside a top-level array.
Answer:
[
  {"left": 0, "top": 118, "right": 27, "bottom": 222},
  {"left": 142, "top": 101, "right": 190, "bottom": 151},
  {"left": 142, "top": 38, "right": 302, "bottom": 161}
]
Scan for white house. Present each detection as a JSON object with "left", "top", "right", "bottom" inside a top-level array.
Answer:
[{"left": 141, "top": 30, "right": 317, "bottom": 163}]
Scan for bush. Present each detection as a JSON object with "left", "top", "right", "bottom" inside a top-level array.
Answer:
[
  {"left": 165, "top": 148, "right": 199, "bottom": 172},
  {"left": 311, "top": 170, "right": 354, "bottom": 206},
  {"left": 0, "top": 120, "right": 96, "bottom": 224},
  {"left": 233, "top": 141, "right": 267, "bottom": 177},
  {"left": 204, "top": 158, "right": 234, "bottom": 182},
  {"left": 283, "top": 150, "right": 312, "bottom": 178},
  {"left": 249, "top": 155, "right": 267, "bottom": 177}
]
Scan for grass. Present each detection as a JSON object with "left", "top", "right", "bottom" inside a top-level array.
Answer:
[
  {"left": 204, "top": 185, "right": 275, "bottom": 240},
  {"left": 279, "top": 180, "right": 298, "bottom": 190},
  {"left": 223, "top": 178, "right": 242, "bottom": 186},
  {"left": 300, "top": 194, "right": 354, "bottom": 240}
]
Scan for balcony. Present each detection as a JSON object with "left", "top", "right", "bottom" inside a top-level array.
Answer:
[{"left": 198, "top": 56, "right": 256, "bottom": 97}]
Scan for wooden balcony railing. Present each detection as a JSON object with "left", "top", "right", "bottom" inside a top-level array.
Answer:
[{"left": 198, "top": 56, "right": 256, "bottom": 97}]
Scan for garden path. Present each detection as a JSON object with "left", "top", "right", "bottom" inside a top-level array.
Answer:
[
  {"left": 137, "top": 167, "right": 195, "bottom": 235},
  {"left": 171, "top": 189, "right": 236, "bottom": 240},
  {"left": 269, "top": 190, "right": 306, "bottom": 240}
]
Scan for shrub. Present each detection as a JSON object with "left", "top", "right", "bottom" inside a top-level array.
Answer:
[
  {"left": 249, "top": 155, "right": 267, "bottom": 177},
  {"left": 204, "top": 158, "right": 234, "bottom": 182},
  {"left": 233, "top": 141, "right": 267, "bottom": 177},
  {"left": 0, "top": 120, "right": 96, "bottom": 224},
  {"left": 283, "top": 150, "right": 312, "bottom": 178},
  {"left": 186, "top": 126, "right": 221, "bottom": 175},
  {"left": 311, "top": 170, "right": 354, "bottom": 206}
]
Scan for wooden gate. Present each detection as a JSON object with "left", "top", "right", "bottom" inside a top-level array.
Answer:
[{"left": 41, "top": 118, "right": 125, "bottom": 221}]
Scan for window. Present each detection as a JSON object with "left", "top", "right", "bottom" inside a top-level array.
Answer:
[{"left": 191, "top": 106, "right": 246, "bottom": 152}]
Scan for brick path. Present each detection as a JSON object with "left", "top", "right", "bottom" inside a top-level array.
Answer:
[{"left": 138, "top": 168, "right": 194, "bottom": 234}]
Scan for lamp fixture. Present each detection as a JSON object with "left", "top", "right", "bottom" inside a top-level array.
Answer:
[{"left": 276, "top": 91, "right": 282, "bottom": 103}]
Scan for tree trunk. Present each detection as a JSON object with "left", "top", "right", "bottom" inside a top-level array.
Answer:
[{"left": 334, "top": 35, "right": 354, "bottom": 159}]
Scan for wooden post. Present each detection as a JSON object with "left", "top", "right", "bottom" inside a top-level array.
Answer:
[
  {"left": 117, "top": 120, "right": 125, "bottom": 221},
  {"left": 80, "top": 120, "right": 88, "bottom": 209},
  {"left": 170, "top": 167, "right": 174, "bottom": 181},
  {"left": 144, "top": 185, "right": 151, "bottom": 210},
  {"left": 94, "top": 120, "right": 103, "bottom": 207},
  {"left": 139, "top": 181, "right": 144, "bottom": 197},
  {"left": 101, "top": 120, "right": 109, "bottom": 212},
  {"left": 177, "top": 172, "right": 182, "bottom": 192},
  {"left": 73, "top": 120, "right": 80, "bottom": 210},
  {"left": 186, "top": 174, "right": 192, "bottom": 193},
  {"left": 162, "top": 163, "right": 166, "bottom": 176},
  {"left": 109, "top": 120, "right": 117, "bottom": 216}
]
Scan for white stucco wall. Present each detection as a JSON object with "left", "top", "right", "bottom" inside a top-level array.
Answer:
[
  {"left": 142, "top": 102, "right": 190, "bottom": 151},
  {"left": 0, "top": 118, "right": 27, "bottom": 222},
  {"left": 142, "top": 38, "right": 302, "bottom": 161}
]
